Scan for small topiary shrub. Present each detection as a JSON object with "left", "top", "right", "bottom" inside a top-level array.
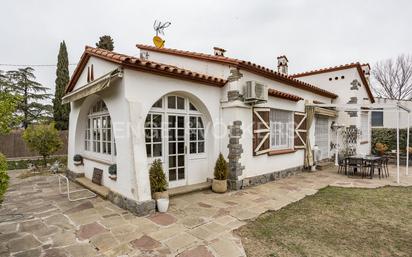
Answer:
[
  {"left": 149, "top": 159, "right": 167, "bottom": 193},
  {"left": 108, "top": 164, "right": 117, "bottom": 175},
  {"left": 214, "top": 153, "right": 228, "bottom": 180},
  {"left": 0, "top": 153, "right": 9, "bottom": 203},
  {"left": 73, "top": 154, "right": 83, "bottom": 162}
]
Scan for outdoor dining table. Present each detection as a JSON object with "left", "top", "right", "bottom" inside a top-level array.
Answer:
[{"left": 344, "top": 155, "right": 382, "bottom": 178}]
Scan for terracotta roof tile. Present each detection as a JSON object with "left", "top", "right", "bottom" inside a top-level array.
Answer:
[
  {"left": 268, "top": 88, "right": 303, "bottom": 102},
  {"left": 291, "top": 62, "right": 375, "bottom": 103},
  {"left": 137, "top": 44, "right": 338, "bottom": 99},
  {"left": 65, "top": 46, "right": 227, "bottom": 93}
]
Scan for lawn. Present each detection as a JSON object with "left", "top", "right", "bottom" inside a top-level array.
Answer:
[{"left": 237, "top": 186, "right": 412, "bottom": 257}]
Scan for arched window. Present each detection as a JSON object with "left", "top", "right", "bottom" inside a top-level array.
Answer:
[{"left": 85, "top": 99, "right": 116, "bottom": 155}]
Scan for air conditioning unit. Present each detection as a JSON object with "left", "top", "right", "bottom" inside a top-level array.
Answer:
[{"left": 244, "top": 81, "right": 268, "bottom": 104}]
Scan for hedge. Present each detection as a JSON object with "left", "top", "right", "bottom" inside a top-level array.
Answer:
[
  {"left": 371, "top": 128, "right": 412, "bottom": 152},
  {"left": 6, "top": 156, "right": 67, "bottom": 170}
]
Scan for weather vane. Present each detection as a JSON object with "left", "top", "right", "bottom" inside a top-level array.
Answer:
[{"left": 153, "top": 20, "right": 171, "bottom": 49}]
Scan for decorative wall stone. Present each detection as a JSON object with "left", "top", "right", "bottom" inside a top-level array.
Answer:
[
  {"left": 346, "top": 97, "right": 358, "bottom": 117},
  {"left": 227, "top": 120, "right": 244, "bottom": 190},
  {"left": 227, "top": 68, "right": 243, "bottom": 102},
  {"left": 350, "top": 79, "right": 360, "bottom": 90}
]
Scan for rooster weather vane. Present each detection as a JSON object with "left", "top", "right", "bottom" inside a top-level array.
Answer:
[{"left": 152, "top": 20, "right": 171, "bottom": 48}]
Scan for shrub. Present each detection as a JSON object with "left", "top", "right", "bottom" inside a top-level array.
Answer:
[
  {"left": 372, "top": 128, "right": 412, "bottom": 153},
  {"left": 0, "top": 153, "right": 9, "bottom": 202},
  {"left": 149, "top": 159, "right": 167, "bottom": 193},
  {"left": 6, "top": 156, "right": 67, "bottom": 170},
  {"left": 73, "top": 154, "right": 83, "bottom": 162},
  {"left": 22, "top": 123, "right": 62, "bottom": 166},
  {"left": 214, "top": 153, "right": 228, "bottom": 180},
  {"left": 108, "top": 164, "right": 117, "bottom": 175}
]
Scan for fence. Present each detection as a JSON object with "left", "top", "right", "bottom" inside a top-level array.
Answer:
[{"left": 0, "top": 130, "right": 68, "bottom": 159}]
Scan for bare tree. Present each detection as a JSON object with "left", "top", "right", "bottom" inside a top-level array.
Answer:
[{"left": 372, "top": 54, "right": 412, "bottom": 100}]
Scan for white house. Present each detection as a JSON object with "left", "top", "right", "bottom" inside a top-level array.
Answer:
[
  {"left": 63, "top": 45, "right": 374, "bottom": 215},
  {"left": 371, "top": 97, "right": 412, "bottom": 129}
]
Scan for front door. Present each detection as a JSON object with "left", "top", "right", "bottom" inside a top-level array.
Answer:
[
  {"left": 315, "top": 116, "right": 329, "bottom": 160},
  {"left": 167, "top": 114, "right": 186, "bottom": 188}
]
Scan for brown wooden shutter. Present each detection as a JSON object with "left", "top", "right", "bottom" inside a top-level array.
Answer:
[
  {"left": 253, "top": 108, "right": 270, "bottom": 155},
  {"left": 294, "top": 112, "right": 307, "bottom": 149}
]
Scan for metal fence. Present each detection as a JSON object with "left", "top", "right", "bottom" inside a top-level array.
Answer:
[{"left": 0, "top": 130, "right": 68, "bottom": 159}]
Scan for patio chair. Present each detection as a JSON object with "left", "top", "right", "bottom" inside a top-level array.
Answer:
[
  {"left": 338, "top": 157, "right": 347, "bottom": 174},
  {"left": 369, "top": 158, "right": 385, "bottom": 179},
  {"left": 381, "top": 156, "right": 390, "bottom": 178},
  {"left": 347, "top": 158, "right": 366, "bottom": 178}
]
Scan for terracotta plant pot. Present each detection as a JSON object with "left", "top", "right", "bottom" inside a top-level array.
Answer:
[
  {"left": 212, "top": 179, "right": 227, "bottom": 193},
  {"left": 153, "top": 191, "right": 169, "bottom": 200}
]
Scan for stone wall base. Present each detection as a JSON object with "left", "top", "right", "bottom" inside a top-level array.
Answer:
[
  {"left": 65, "top": 169, "right": 84, "bottom": 181},
  {"left": 235, "top": 166, "right": 304, "bottom": 189},
  {"left": 107, "top": 191, "right": 155, "bottom": 217},
  {"left": 65, "top": 170, "right": 155, "bottom": 217}
]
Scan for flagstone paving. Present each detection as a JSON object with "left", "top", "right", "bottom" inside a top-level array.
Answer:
[{"left": 1, "top": 166, "right": 411, "bottom": 257}]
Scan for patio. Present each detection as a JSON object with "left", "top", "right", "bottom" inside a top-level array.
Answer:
[{"left": 1, "top": 166, "right": 411, "bottom": 257}]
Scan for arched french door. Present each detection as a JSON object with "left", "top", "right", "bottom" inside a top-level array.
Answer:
[{"left": 145, "top": 94, "right": 206, "bottom": 188}]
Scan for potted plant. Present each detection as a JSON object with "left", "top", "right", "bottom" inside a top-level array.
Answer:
[
  {"left": 149, "top": 159, "right": 169, "bottom": 212},
  {"left": 108, "top": 164, "right": 117, "bottom": 180},
  {"left": 212, "top": 153, "right": 228, "bottom": 193},
  {"left": 73, "top": 154, "right": 83, "bottom": 166},
  {"left": 375, "top": 143, "right": 388, "bottom": 156}
]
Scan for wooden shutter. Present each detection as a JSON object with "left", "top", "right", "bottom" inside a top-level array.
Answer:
[
  {"left": 253, "top": 108, "right": 270, "bottom": 155},
  {"left": 294, "top": 112, "right": 307, "bottom": 149}
]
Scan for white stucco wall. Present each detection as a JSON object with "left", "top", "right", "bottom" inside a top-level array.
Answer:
[
  {"left": 295, "top": 68, "right": 373, "bottom": 155},
  {"left": 373, "top": 98, "right": 412, "bottom": 129}
]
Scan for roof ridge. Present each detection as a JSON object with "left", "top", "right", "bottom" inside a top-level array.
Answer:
[
  {"left": 290, "top": 62, "right": 363, "bottom": 77},
  {"left": 137, "top": 44, "right": 338, "bottom": 99}
]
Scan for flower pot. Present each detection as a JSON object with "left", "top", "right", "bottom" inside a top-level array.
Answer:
[
  {"left": 212, "top": 179, "right": 227, "bottom": 193},
  {"left": 109, "top": 175, "right": 117, "bottom": 181},
  {"left": 74, "top": 160, "right": 82, "bottom": 166},
  {"left": 156, "top": 198, "right": 169, "bottom": 213},
  {"left": 153, "top": 191, "right": 169, "bottom": 200}
]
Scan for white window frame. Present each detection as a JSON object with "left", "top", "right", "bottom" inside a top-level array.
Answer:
[
  {"left": 361, "top": 112, "right": 369, "bottom": 142},
  {"left": 269, "top": 109, "right": 294, "bottom": 150},
  {"left": 145, "top": 95, "right": 206, "bottom": 162},
  {"left": 85, "top": 100, "right": 116, "bottom": 160}
]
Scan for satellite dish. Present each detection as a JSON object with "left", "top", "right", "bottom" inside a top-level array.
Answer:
[{"left": 153, "top": 36, "right": 165, "bottom": 49}]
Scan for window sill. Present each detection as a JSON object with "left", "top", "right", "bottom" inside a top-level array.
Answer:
[
  {"left": 268, "top": 149, "right": 296, "bottom": 156},
  {"left": 83, "top": 154, "right": 115, "bottom": 165},
  {"left": 360, "top": 141, "right": 369, "bottom": 145}
]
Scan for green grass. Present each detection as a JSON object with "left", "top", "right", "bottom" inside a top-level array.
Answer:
[{"left": 237, "top": 186, "right": 412, "bottom": 257}]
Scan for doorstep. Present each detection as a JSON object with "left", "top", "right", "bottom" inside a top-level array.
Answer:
[
  {"left": 169, "top": 181, "right": 212, "bottom": 197},
  {"left": 75, "top": 177, "right": 110, "bottom": 199}
]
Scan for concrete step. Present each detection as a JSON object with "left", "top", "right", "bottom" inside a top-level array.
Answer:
[
  {"left": 169, "top": 181, "right": 212, "bottom": 197},
  {"left": 75, "top": 177, "right": 110, "bottom": 199},
  {"left": 316, "top": 161, "right": 335, "bottom": 170}
]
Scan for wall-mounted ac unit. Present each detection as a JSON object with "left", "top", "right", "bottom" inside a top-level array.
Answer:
[{"left": 244, "top": 81, "right": 268, "bottom": 104}]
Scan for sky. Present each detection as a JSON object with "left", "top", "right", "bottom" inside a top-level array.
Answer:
[{"left": 1, "top": 0, "right": 411, "bottom": 99}]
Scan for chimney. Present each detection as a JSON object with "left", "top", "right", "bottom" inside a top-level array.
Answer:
[
  {"left": 277, "top": 55, "right": 288, "bottom": 75},
  {"left": 213, "top": 47, "right": 226, "bottom": 57},
  {"left": 361, "top": 63, "right": 371, "bottom": 83}
]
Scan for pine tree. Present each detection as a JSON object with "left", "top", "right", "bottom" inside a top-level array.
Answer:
[
  {"left": 4, "top": 67, "right": 52, "bottom": 128},
  {"left": 95, "top": 35, "right": 114, "bottom": 51},
  {"left": 53, "top": 41, "right": 70, "bottom": 130}
]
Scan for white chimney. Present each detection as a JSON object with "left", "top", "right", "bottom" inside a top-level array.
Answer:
[
  {"left": 213, "top": 47, "right": 226, "bottom": 57},
  {"left": 361, "top": 63, "right": 371, "bottom": 84},
  {"left": 277, "top": 55, "right": 288, "bottom": 75}
]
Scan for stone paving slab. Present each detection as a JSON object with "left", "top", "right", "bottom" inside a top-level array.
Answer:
[{"left": 1, "top": 166, "right": 411, "bottom": 256}]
